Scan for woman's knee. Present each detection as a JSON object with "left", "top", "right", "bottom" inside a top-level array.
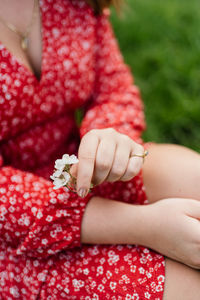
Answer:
[
  {"left": 163, "top": 258, "right": 200, "bottom": 300},
  {"left": 142, "top": 143, "right": 200, "bottom": 203}
]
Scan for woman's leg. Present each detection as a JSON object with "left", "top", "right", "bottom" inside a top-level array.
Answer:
[
  {"left": 163, "top": 258, "right": 200, "bottom": 300},
  {"left": 142, "top": 143, "right": 200, "bottom": 203},
  {"left": 142, "top": 145, "right": 200, "bottom": 297}
]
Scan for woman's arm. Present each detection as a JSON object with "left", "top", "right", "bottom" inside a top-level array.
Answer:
[
  {"left": 0, "top": 164, "right": 93, "bottom": 258},
  {"left": 0, "top": 155, "right": 144, "bottom": 259},
  {"left": 77, "top": 11, "right": 146, "bottom": 195},
  {"left": 81, "top": 196, "right": 200, "bottom": 270},
  {"left": 81, "top": 196, "right": 146, "bottom": 245},
  {"left": 80, "top": 10, "right": 146, "bottom": 144},
  {"left": 1, "top": 162, "right": 200, "bottom": 268}
]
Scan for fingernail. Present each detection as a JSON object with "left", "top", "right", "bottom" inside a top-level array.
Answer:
[{"left": 78, "top": 188, "right": 88, "bottom": 198}]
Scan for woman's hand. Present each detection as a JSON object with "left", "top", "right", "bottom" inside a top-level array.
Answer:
[
  {"left": 140, "top": 198, "right": 200, "bottom": 269},
  {"left": 71, "top": 128, "right": 144, "bottom": 198}
]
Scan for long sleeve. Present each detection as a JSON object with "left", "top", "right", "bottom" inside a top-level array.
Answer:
[
  {"left": 80, "top": 11, "right": 146, "bottom": 144},
  {"left": 0, "top": 160, "right": 94, "bottom": 258}
]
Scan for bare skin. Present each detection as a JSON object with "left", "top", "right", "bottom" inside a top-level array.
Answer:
[
  {"left": 0, "top": 1, "right": 200, "bottom": 298},
  {"left": 143, "top": 143, "right": 200, "bottom": 203},
  {"left": 0, "top": 0, "right": 42, "bottom": 79},
  {"left": 143, "top": 144, "right": 200, "bottom": 298},
  {"left": 163, "top": 258, "right": 200, "bottom": 300}
]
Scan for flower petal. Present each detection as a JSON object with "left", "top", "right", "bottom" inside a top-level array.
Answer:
[
  {"left": 62, "top": 154, "right": 70, "bottom": 164},
  {"left": 53, "top": 169, "right": 63, "bottom": 177},
  {"left": 54, "top": 159, "right": 65, "bottom": 171},
  {"left": 52, "top": 178, "right": 65, "bottom": 189},
  {"left": 68, "top": 154, "right": 79, "bottom": 165}
]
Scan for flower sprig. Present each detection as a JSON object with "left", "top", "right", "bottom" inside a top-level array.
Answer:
[
  {"left": 50, "top": 154, "right": 79, "bottom": 191},
  {"left": 50, "top": 153, "right": 94, "bottom": 194}
]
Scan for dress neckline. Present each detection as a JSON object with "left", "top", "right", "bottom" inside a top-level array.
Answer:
[{"left": 0, "top": 0, "right": 44, "bottom": 84}]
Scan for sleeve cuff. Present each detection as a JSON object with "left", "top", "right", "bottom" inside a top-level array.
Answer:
[{"left": 15, "top": 189, "right": 94, "bottom": 258}]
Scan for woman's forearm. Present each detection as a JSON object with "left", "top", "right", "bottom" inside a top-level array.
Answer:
[
  {"left": 82, "top": 197, "right": 200, "bottom": 270},
  {"left": 81, "top": 196, "right": 147, "bottom": 245}
]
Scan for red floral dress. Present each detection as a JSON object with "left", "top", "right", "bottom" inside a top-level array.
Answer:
[{"left": 0, "top": 0, "right": 165, "bottom": 299}]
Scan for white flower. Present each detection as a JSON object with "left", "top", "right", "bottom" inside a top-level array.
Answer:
[
  {"left": 62, "top": 154, "right": 79, "bottom": 165},
  {"left": 54, "top": 154, "right": 78, "bottom": 171},
  {"left": 52, "top": 178, "right": 65, "bottom": 189},
  {"left": 54, "top": 159, "right": 65, "bottom": 172},
  {"left": 50, "top": 153, "right": 79, "bottom": 190},
  {"left": 52, "top": 172, "right": 70, "bottom": 190},
  {"left": 50, "top": 169, "right": 63, "bottom": 180}
]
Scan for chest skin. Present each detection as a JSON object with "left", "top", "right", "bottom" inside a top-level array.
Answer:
[{"left": 0, "top": 0, "right": 42, "bottom": 80}]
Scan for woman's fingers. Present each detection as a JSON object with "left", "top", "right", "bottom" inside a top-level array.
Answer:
[
  {"left": 76, "top": 128, "right": 145, "bottom": 196},
  {"left": 76, "top": 132, "right": 99, "bottom": 197},
  {"left": 120, "top": 143, "right": 144, "bottom": 181},
  {"left": 120, "top": 157, "right": 143, "bottom": 181},
  {"left": 106, "top": 141, "right": 131, "bottom": 182},
  {"left": 92, "top": 138, "right": 116, "bottom": 185}
]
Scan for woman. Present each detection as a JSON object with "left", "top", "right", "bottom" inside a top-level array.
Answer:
[{"left": 0, "top": 0, "right": 200, "bottom": 299}]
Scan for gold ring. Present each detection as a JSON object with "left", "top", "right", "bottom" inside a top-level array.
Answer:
[{"left": 130, "top": 150, "right": 149, "bottom": 163}]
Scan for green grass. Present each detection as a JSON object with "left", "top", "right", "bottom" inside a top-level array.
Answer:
[{"left": 110, "top": 0, "right": 200, "bottom": 151}]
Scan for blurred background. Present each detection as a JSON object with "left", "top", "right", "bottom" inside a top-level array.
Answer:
[{"left": 110, "top": 0, "right": 200, "bottom": 151}]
